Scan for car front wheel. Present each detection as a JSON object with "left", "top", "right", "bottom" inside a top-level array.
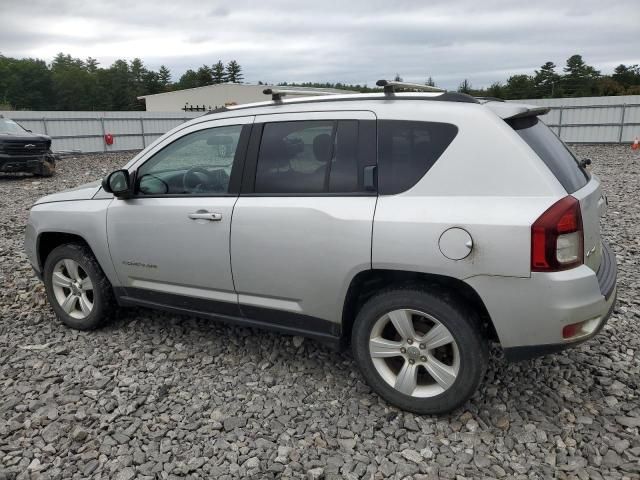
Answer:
[
  {"left": 352, "top": 287, "right": 488, "bottom": 415},
  {"left": 43, "top": 243, "right": 114, "bottom": 330}
]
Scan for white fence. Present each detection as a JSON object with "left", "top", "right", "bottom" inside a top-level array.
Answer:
[
  {"left": 4, "top": 95, "right": 640, "bottom": 153},
  {"left": 0, "top": 111, "right": 201, "bottom": 153},
  {"left": 509, "top": 95, "right": 640, "bottom": 144}
]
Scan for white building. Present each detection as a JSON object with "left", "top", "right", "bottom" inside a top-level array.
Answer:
[{"left": 138, "top": 83, "right": 349, "bottom": 112}]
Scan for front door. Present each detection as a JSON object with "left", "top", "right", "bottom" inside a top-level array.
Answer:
[{"left": 106, "top": 116, "right": 253, "bottom": 316}]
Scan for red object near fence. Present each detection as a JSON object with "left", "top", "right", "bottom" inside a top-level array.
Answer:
[{"left": 104, "top": 133, "right": 114, "bottom": 145}]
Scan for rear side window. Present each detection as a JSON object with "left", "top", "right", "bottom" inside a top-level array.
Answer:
[
  {"left": 378, "top": 120, "right": 458, "bottom": 195},
  {"left": 509, "top": 116, "right": 588, "bottom": 193},
  {"left": 254, "top": 120, "right": 374, "bottom": 194}
]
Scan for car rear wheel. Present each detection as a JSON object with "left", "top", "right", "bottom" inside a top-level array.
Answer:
[
  {"left": 352, "top": 287, "right": 488, "bottom": 414},
  {"left": 43, "top": 243, "right": 114, "bottom": 330}
]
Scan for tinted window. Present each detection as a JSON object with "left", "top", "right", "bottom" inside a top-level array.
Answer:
[
  {"left": 137, "top": 125, "right": 243, "bottom": 195},
  {"left": 509, "top": 116, "right": 588, "bottom": 193},
  {"left": 255, "top": 120, "right": 367, "bottom": 194},
  {"left": 378, "top": 120, "right": 458, "bottom": 195}
]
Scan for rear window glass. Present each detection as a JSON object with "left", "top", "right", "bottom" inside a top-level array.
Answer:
[
  {"left": 378, "top": 120, "right": 458, "bottom": 195},
  {"left": 509, "top": 116, "right": 588, "bottom": 193}
]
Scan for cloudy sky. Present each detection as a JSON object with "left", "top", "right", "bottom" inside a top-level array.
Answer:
[{"left": 2, "top": 0, "right": 639, "bottom": 89}]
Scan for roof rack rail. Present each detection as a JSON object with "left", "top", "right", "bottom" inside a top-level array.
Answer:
[
  {"left": 263, "top": 88, "right": 339, "bottom": 102},
  {"left": 475, "top": 96, "right": 505, "bottom": 102},
  {"left": 376, "top": 79, "right": 446, "bottom": 94}
]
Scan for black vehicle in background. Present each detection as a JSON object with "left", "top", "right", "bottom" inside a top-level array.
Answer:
[{"left": 0, "top": 115, "right": 56, "bottom": 176}]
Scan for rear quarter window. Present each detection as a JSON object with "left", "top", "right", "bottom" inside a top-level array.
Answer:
[
  {"left": 378, "top": 120, "right": 458, "bottom": 195},
  {"left": 508, "top": 116, "right": 588, "bottom": 193}
]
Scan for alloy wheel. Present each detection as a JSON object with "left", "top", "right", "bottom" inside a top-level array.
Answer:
[
  {"left": 51, "top": 259, "right": 94, "bottom": 320},
  {"left": 368, "top": 308, "right": 460, "bottom": 397}
]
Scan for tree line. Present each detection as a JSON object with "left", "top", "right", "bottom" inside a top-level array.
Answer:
[
  {"left": 267, "top": 55, "right": 640, "bottom": 100},
  {"left": 455, "top": 55, "right": 640, "bottom": 99},
  {"left": 1, "top": 52, "right": 639, "bottom": 111},
  {"left": 0, "top": 53, "right": 245, "bottom": 110}
]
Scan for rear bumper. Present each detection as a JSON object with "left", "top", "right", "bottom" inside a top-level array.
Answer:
[
  {"left": 503, "top": 287, "right": 616, "bottom": 361},
  {"left": 466, "top": 241, "right": 617, "bottom": 361}
]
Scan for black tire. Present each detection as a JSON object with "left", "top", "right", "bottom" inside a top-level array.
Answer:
[
  {"left": 351, "top": 287, "right": 488, "bottom": 415},
  {"left": 43, "top": 243, "right": 115, "bottom": 330},
  {"left": 33, "top": 159, "right": 55, "bottom": 177}
]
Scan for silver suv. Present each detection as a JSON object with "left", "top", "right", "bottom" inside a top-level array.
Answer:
[{"left": 25, "top": 83, "right": 617, "bottom": 414}]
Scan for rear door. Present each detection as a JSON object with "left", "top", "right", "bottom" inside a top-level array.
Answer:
[
  {"left": 230, "top": 111, "right": 377, "bottom": 332},
  {"left": 509, "top": 116, "right": 603, "bottom": 272}
]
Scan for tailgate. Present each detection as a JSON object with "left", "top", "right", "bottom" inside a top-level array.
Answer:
[{"left": 572, "top": 175, "right": 605, "bottom": 273}]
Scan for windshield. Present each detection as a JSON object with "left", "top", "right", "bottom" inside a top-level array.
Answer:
[
  {"left": 0, "top": 118, "right": 28, "bottom": 135},
  {"left": 508, "top": 116, "right": 588, "bottom": 193}
]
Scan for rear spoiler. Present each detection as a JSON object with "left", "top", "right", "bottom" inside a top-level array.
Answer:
[{"left": 482, "top": 101, "right": 551, "bottom": 120}]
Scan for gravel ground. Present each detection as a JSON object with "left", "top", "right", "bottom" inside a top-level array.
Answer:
[{"left": 1, "top": 146, "right": 639, "bottom": 480}]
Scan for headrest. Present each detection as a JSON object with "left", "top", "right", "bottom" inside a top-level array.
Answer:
[{"left": 313, "top": 133, "right": 332, "bottom": 163}]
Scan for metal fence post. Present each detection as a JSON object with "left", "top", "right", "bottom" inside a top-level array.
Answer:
[
  {"left": 618, "top": 104, "right": 627, "bottom": 144},
  {"left": 140, "top": 117, "right": 146, "bottom": 148},
  {"left": 557, "top": 106, "right": 564, "bottom": 140},
  {"left": 99, "top": 117, "right": 106, "bottom": 152}
]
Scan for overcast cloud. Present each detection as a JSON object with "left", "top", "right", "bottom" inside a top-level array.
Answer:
[{"left": 2, "top": 0, "right": 639, "bottom": 89}]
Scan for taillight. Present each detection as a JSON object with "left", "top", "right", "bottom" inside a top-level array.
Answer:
[{"left": 531, "top": 196, "right": 583, "bottom": 272}]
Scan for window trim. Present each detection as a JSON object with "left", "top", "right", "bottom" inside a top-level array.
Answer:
[
  {"left": 130, "top": 123, "right": 252, "bottom": 198},
  {"left": 240, "top": 119, "right": 378, "bottom": 197}
]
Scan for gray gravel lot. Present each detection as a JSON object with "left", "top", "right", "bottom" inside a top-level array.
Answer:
[{"left": 1, "top": 146, "right": 639, "bottom": 480}]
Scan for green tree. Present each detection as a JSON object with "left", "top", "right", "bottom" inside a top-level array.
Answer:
[
  {"left": 596, "top": 77, "right": 625, "bottom": 96},
  {"left": 129, "top": 58, "right": 150, "bottom": 108},
  {"left": 457, "top": 79, "right": 472, "bottom": 94},
  {"left": 425, "top": 76, "right": 435, "bottom": 87},
  {"left": 51, "top": 53, "right": 94, "bottom": 109},
  {"left": 212, "top": 60, "right": 226, "bottom": 83},
  {"left": 196, "top": 65, "right": 213, "bottom": 86},
  {"left": 486, "top": 82, "right": 505, "bottom": 98},
  {"left": 562, "top": 54, "right": 600, "bottom": 97},
  {"left": 177, "top": 69, "right": 199, "bottom": 89},
  {"left": 533, "top": 61, "right": 560, "bottom": 98},
  {"left": 393, "top": 73, "right": 403, "bottom": 82},
  {"left": 158, "top": 65, "right": 172, "bottom": 90},
  {"left": 0, "top": 55, "right": 53, "bottom": 109},
  {"left": 504, "top": 74, "right": 535, "bottom": 99},
  {"left": 107, "top": 59, "right": 134, "bottom": 110},
  {"left": 226, "top": 60, "right": 243, "bottom": 83},
  {"left": 85, "top": 57, "right": 99, "bottom": 74},
  {"left": 612, "top": 64, "right": 640, "bottom": 89}
]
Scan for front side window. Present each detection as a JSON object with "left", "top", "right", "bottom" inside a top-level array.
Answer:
[
  {"left": 378, "top": 120, "right": 458, "bottom": 195},
  {"left": 254, "top": 120, "right": 366, "bottom": 194},
  {"left": 137, "top": 125, "right": 243, "bottom": 195}
]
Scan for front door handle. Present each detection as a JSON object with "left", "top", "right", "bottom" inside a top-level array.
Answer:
[{"left": 188, "top": 211, "right": 222, "bottom": 221}]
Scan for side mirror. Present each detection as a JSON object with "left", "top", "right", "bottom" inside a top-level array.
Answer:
[{"left": 102, "top": 169, "right": 132, "bottom": 198}]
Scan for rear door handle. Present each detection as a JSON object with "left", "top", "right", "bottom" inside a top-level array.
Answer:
[{"left": 188, "top": 212, "right": 222, "bottom": 221}]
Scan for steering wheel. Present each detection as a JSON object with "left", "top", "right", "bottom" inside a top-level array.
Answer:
[{"left": 183, "top": 166, "right": 212, "bottom": 192}]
